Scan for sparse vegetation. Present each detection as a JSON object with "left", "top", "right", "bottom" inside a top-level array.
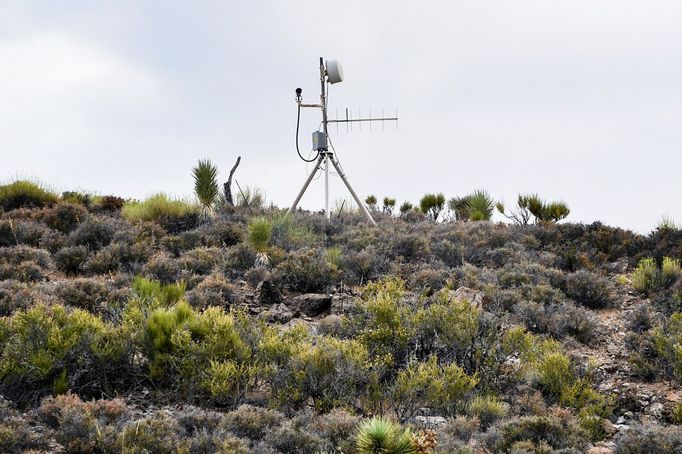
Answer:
[{"left": 0, "top": 176, "right": 679, "bottom": 452}]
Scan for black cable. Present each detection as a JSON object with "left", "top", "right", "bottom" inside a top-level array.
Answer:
[{"left": 296, "top": 103, "right": 319, "bottom": 162}]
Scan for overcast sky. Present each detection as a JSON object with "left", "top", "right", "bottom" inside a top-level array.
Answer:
[{"left": 1, "top": 1, "right": 680, "bottom": 232}]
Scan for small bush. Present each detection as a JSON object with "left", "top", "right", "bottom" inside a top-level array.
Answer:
[
  {"left": 467, "top": 395, "right": 508, "bottom": 428},
  {"left": 68, "top": 216, "right": 116, "bottom": 251},
  {"left": 563, "top": 270, "right": 612, "bottom": 309},
  {"left": 392, "top": 356, "right": 478, "bottom": 420},
  {"left": 268, "top": 335, "right": 370, "bottom": 412},
  {"left": 186, "top": 274, "right": 236, "bottom": 310},
  {"left": 482, "top": 415, "right": 587, "bottom": 452},
  {"left": 0, "top": 180, "right": 58, "bottom": 211},
  {"left": 178, "top": 246, "right": 226, "bottom": 276},
  {"left": 274, "top": 248, "right": 339, "bottom": 293},
  {"left": 247, "top": 217, "right": 272, "bottom": 253},
  {"left": 55, "top": 278, "right": 110, "bottom": 311},
  {"left": 122, "top": 194, "right": 200, "bottom": 232},
  {"left": 0, "top": 280, "right": 54, "bottom": 315},
  {"left": 55, "top": 245, "right": 90, "bottom": 274},
  {"left": 0, "top": 245, "right": 53, "bottom": 282},
  {"left": 0, "top": 304, "right": 131, "bottom": 402},
  {"left": 632, "top": 257, "right": 681, "bottom": 295},
  {"left": 221, "top": 404, "right": 284, "bottom": 441},
  {"left": 614, "top": 423, "right": 682, "bottom": 454},
  {"left": 143, "top": 252, "right": 182, "bottom": 284},
  {"left": 38, "top": 203, "right": 87, "bottom": 233}
]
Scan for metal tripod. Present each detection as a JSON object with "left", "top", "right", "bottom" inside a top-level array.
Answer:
[
  {"left": 287, "top": 149, "right": 376, "bottom": 225},
  {"left": 286, "top": 57, "right": 376, "bottom": 225}
]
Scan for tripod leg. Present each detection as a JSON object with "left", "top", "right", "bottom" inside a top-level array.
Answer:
[
  {"left": 287, "top": 155, "right": 325, "bottom": 216},
  {"left": 329, "top": 154, "right": 376, "bottom": 225}
]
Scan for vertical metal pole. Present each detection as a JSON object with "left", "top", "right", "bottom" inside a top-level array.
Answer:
[
  {"left": 319, "top": 57, "right": 332, "bottom": 221},
  {"left": 324, "top": 155, "right": 330, "bottom": 220}
]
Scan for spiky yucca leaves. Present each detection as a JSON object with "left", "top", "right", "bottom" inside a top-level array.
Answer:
[
  {"left": 192, "top": 159, "right": 219, "bottom": 216},
  {"left": 419, "top": 193, "right": 445, "bottom": 221},
  {"left": 247, "top": 216, "right": 272, "bottom": 263},
  {"left": 467, "top": 189, "right": 494, "bottom": 221},
  {"left": 366, "top": 195, "right": 378, "bottom": 211},
  {"left": 355, "top": 417, "right": 417, "bottom": 454},
  {"left": 499, "top": 194, "right": 569, "bottom": 224}
]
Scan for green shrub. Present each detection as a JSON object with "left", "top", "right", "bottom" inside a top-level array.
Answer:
[
  {"left": 355, "top": 417, "right": 416, "bottom": 454},
  {"left": 399, "top": 202, "right": 413, "bottom": 215},
  {"left": 536, "top": 351, "right": 573, "bottom": 401},
  {"left": 235, "top": 185, "right": 265, "bottom": 209},
  {"left": 122, "top": 194, "right": 199, "bottom": 232},
  {"left": 467, "top": 395, "right": 508, "bottom": 428},
  {"left": 0, "top": 180, "right": 58, "bottom": 211},
  {"left": 271, "top": 215, "right": 321, "bottom": 251},
  {"left": 419, "top": 193, "right": 445, "bottom": 221},
  {"left": 652, "top": 312, "right": 682, "bottom": 382},
  {"left": 632, "top": 257, "right": 681, "bottom": 295},
  {"left": 0, "top": 304, "right": 131, "bottom": 402},
  {"left": 247, "top": 216, "right": 272, "bottom": 253},
  {"left": 193, "top": 159, "right": 220, "bottom": 216},
  {"left": 268, "top": 335, "right": 370, "bottom": 412},
  {"left": 498, "top": 194, "right": 570, "bottom": 224},
  {"left": 392, "top": 356, "right": 478, "bottom": 420}
]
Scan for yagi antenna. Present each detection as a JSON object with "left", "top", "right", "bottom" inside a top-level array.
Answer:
[{"left": 287, "top": 57, "right": 399, "bottom": 225}]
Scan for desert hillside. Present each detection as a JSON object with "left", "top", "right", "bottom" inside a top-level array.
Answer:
[{"left": 1, "top": 180, "right": 681, "bottom": 453}]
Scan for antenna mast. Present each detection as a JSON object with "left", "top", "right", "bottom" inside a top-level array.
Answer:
[{"left": 287, "top": 57, "right": 397, "bottom": 224}]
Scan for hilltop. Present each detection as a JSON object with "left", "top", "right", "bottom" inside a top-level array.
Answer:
[{"left": 0, "top": 180, "right": 681, "bottom": 453}]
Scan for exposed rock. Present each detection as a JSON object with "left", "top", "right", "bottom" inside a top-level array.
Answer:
[
  {"left": 259, "top": 303, "right": 293, "bottom": 324},
  {"left": 645, "top": 402, "right": 664, "bottom": 418},
  {"left": 289, "top": 293, "right": 332, "bottom": 317},
  {"left": 414, "top": 415, "right": 446, "bottom": 428},
  {"left": 331, "top": 293, "right": 354, "bottom": 314},
  {"left": 255, "top": 280, "right": 283, "bottom": 306},
  {"left": 451, "top": 286, "right": 487, "bottom": 308}
]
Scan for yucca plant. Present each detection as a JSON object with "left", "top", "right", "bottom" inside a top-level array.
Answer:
[
  {"left": 467, "top": 189, "right": 494, "bottom": 221},
  {"left": 355, "top": 417, "right": 417, "bottom": 454},
  {"left": 247, "top": 216, "right": 273, "bottom": 267},
  {"left": 192, "top": 159, "right": 219, "bottom": 216}
]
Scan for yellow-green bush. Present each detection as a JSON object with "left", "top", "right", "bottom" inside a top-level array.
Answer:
[
  {"left": 267, "top": 332, "right": 370, "bottom": 412},
  {"left": 122, "top": 194, "right": 199, "bottom": 232},
  {"left": 143, "top": 301, "right": 252, "bottom": 394},
  {"left": 467, "top": 395, "right": 509, "bottom": 428},
  {"left": 0, "top": 305, "right": 131, "bottom": 402},
  {"left": 632, "top": 257, "right": 681, "bottom": 295},
  {"left": 392, "top": 356, "right": 478, "bottom": 420},
  {"left": 652, "top": 312, "right": 682, "bottom": 382},
  {"left": 0, "top": 180, "right": 58, "bottom": 211}
]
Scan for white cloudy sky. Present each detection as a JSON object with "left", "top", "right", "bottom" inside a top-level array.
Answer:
[{"left": 1, "top": 1, "right": 681, "bottom": 232}]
